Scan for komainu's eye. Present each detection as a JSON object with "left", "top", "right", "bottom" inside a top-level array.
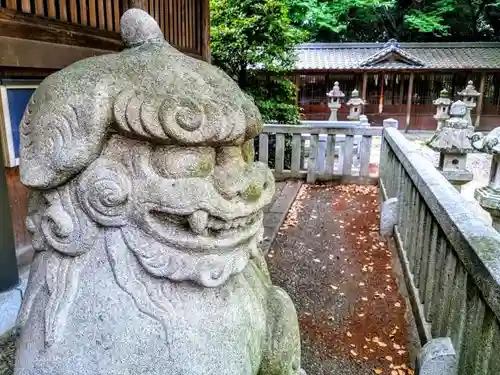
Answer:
[{"left": 150, "top": 146, "right": 215, "bottom": 178}]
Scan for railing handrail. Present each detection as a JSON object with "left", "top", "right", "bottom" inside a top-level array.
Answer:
[
  {"left": 384, "top": 126, "right": 500, "bottom": 322},
  {"left": 262, "top": 124, "right": 382, "bottom": 136}
]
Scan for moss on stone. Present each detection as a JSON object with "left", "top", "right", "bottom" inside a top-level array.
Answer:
[
  {"left": 0, "top": 330, "right": 15, "bottom": 375},
  {"left": 243, "top": 183, "right": 262, "bottom": 202},
  {"left": 241, "top": 140, "right": 255, "bottom": 164}
]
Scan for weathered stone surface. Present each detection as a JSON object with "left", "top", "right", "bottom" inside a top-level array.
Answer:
[
  {"left": 417, "top": 337, "right": 457, "bottom": 375},
  {"left": 16, "top": 9, "right": 303, "bottom": 375},
  {"left": 382, "top": 118, "right": 398, "bottom": 129},
  {"left": 427, "top": 101, "right": 475, "bottom": 153},
  {"left": 380, "top": 197, "right": 398, "bottom": 237}
]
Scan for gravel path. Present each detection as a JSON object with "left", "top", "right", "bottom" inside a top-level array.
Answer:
[{"left": 266, "top": 184, "right": 417, "bottom": 375}]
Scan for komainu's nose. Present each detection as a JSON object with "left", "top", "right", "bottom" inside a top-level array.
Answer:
[{"left": 213, "top": 146, "right": 273, "bottom": 202}]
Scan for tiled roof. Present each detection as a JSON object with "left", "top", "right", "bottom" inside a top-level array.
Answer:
[{"left": 294, "top": 41, "right": 500, "bottom": 71}]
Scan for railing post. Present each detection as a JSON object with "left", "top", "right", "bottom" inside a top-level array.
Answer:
[{"left": 0, "top": 147, "right": 19, "bottom": 292}]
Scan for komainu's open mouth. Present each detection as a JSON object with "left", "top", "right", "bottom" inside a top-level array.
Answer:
[{"left": 153, "top": 209, "right": 261, "bottom": 237}]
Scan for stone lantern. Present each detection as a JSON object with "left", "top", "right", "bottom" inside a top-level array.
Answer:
[
  {"left": 427, "top": 100, "right": 475, "bottom": 191},
  {"left": 471, "top": 127, "right": 500, "bottom": 231},
  {"left": 346, "top": 88, "right": 366, "bottom": 121},
  {"left": 458, "top": 80, "right": 481, "bottom": 127},
  {"left": 327, "top": 81, "right": 345, "bottom": 121},
  {"left": 433, "top": 88, "right": 452, "bottom": 130}
]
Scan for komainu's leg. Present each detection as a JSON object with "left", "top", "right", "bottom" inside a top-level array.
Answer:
[{"left": 259, "top": 286, "right": 304, "bottom": 375}]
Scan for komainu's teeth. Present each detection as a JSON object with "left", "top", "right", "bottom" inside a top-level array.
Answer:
[{"left": 188, "top": 210, "right": 209, "bottom": 234}]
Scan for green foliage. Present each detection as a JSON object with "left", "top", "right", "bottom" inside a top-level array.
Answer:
[
  {"left": 283, "top": 0, "right": 500, "bottom": 42},
  {"left": 210, "top": 0, "right": 306, "bottom": 123}
]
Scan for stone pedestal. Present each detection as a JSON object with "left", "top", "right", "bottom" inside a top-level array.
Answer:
[
  {"left": 327, "top": 81, "right": 344, "bottom": 121},
  {"left": 14, "top": 9, "right": 304, "bottom": 375},
  {"left": 437, "top": 152, "right": 473, "bottom": 192},
  {"left": 428, "top": 100, "right": 475, "bottom": 191}
]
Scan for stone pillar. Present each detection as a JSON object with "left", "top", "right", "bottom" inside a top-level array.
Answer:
[
  {"left": 427, "top": 100, "right": 475, "bottom": 192},
  {"left": 471, "top": 126, "right": 500, "bottom": 231},
  {"left": 346, "top": 89, "right": 366, "bottom": 121},
  {"left": 382, "top": 118, "right": 398, "bottom": 129},
  {"left": 327, "top": 81, "right": 344, "bottom": 121},
  {"left": 0, "top": 144, "right": 18, "bottom": 292},
  {"left": 458, "top": 80, "right": 480, "bottom": 128},
  {"left": 15, "top": 9, "right": 305, "bottom": 375},
  {"left": 433, "top": 88, "right": 451, "bottom": 131}
]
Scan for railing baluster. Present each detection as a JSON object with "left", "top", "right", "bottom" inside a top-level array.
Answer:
[
  {"left": 359, "top": 135, "right": 372, "bottom": 177},
  {"left": 447, "top": 263, "right": 467, "bottom": 356},
  {"left": 430, "top": 236, "right": 448, "bottom": 335},
  {"left": 459, "top": 289, "right": 486, "bottom": 375},
  {"left": 433, "top": 244, "right": 457, "bottom": 337},
  {"left": 406, "top": 185, "right": 419, "bottom": 264},
  {"left": 258, "top": 133, "right": 268, "bottom": 164},
  {"left": 472, "top": 310, "right": 498, "bottom": 375},
  {"left": 275, "top": 133, "right": 285, "bottom": 173},
  {"left": 423, "top": 221, "right": 439, "bottom": 319},
  {"left": 307, "top": 134, "right": 319, "bottom": 184},
  {"left": 415, "top": 205, "right": 432, "bottom": 288},
  {"left": 342, "top": 134, "right": 354, "bottom": 176},
  {"left": 411, "top": 197, "right": 425, "bottom": 275},
  {"left": 291, "top": 134, "right": 301, "bottom": 177},
  {"left": 325, "top": 134, "right": 335, "bottom": 177}
]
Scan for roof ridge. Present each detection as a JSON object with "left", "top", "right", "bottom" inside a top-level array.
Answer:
[{"left": 297, "top": 42, "right": 500, "bottom": 49}]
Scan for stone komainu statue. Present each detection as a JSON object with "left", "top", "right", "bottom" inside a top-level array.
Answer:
[{"left": 15, "top": 9, "right": 304, "bottom": 375}]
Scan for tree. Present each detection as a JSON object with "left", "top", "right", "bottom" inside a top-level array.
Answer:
[
  {"left": 284, "top": 0, "right": 500, "bottom": 43},
  {"left": 210, "top": 0, "right": 306, "bottom": 123}
]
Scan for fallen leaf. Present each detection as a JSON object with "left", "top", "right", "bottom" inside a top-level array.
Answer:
[
  {"left": 373, "top": 369, "right": 383, "bottom": 374},
  {"left": 350, "top": 350, "right": 358, "bottom": 357},
  {"left": 377, "top": 341, "right": 388, "bottom": 347},
  {"left": 394, "top": 302, "right": 401, "bottom": 307},
  {"left": 330, "top": 285, "right": 339, "bottom": 290},
  {"left": 346, "top": 331, "right": 353, "bottom": 337}
]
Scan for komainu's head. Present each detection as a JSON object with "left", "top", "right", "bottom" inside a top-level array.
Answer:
[{"left": 21, "top": 9, "right": 274, "bottom": 287}]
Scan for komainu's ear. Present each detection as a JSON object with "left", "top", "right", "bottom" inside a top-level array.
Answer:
[{"left": 20, "top": 94, "right": 113, "bottom": 190}]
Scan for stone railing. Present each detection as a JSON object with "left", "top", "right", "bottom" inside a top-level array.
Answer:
[
  {"left": 380, "top": 126, "right": 500, "bottom": 374},
  {"left": 258, "top": 121, "right": 382, "bottom": 184}
]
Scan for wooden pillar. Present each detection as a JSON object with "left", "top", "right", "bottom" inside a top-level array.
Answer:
[
  {"left": 0, "top": 150, "right": 18, "bottom": 292},
  {"left": 122, "top": 0, "right": 146, "bottom": 12},
  {"left": 404, "top": 73, "right": 415, "bottom": 132},
  {"left": 201, "top": 0, "right": 211, "bottom": 62},
  {"left": 361, "top": 72, "right": 368, "bottom": 101},
  {"left": 475, "top": 72, "right": 487, "bottom": 128}
]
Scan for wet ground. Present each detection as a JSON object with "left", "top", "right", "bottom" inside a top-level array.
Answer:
[{"left": 266, "top": 184, "right": 418, "bottom": 375}]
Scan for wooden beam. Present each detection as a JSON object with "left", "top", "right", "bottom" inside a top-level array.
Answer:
[
  {"left": 475, "top": 72, "right": 487, "bottom": 128},
  {"left": 0, "top": 8, "right": 123, "bottom": 51},
  {"left": 0, "top": 36, "right": 112, "bottom": 69},
  {"left": 361, "top": 72, "right": 368, "bottom": 101},
  {"left": 404, "top": 73, "right": 415, "bottom": 133}
]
